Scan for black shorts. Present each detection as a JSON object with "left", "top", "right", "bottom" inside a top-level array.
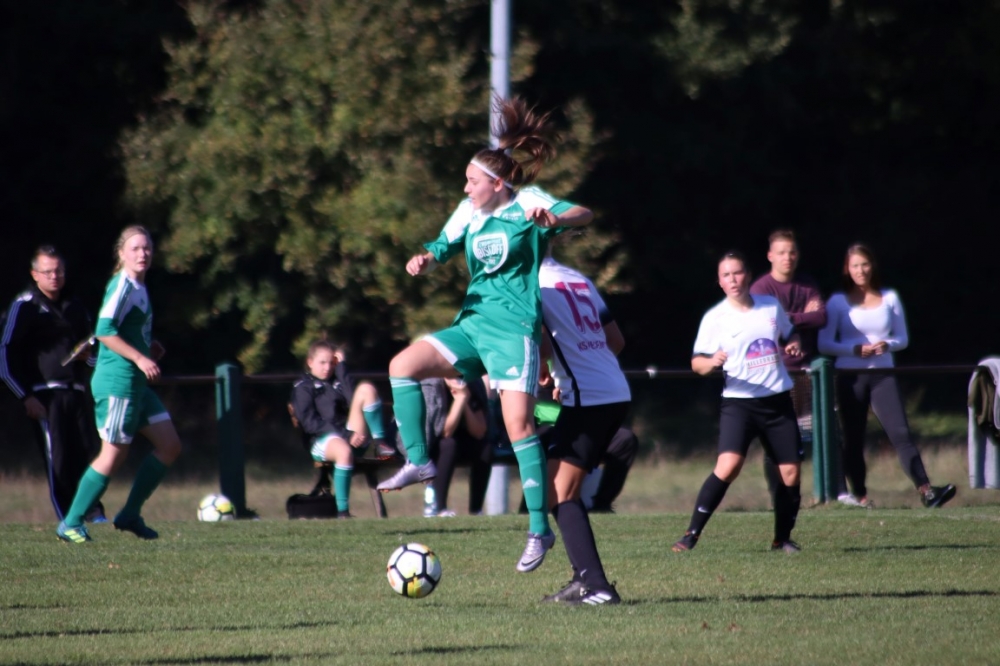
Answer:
[
  {"left": 548, "top": 401, "right": 630, "bottom": 470},
  {"left": 718, "top": 393, "right": 803, "bottom": 464}
]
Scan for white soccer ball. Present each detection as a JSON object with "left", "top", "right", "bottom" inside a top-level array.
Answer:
[
  {"left": 386, "top": 543, "right": 442, "bottom": 598},
  {"left": 197, "top": 493, "right": 236, "bottom": 522}
]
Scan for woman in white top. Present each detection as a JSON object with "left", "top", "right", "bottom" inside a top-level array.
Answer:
[
  {"left": 818, "top": 243, "right": 955, "bottom": 509},
  {"left": 536, "top": 251, "right": 631, "bottom": 605},
  {"left": 673, "top": 251, "right": 804, "bottom": 554}
]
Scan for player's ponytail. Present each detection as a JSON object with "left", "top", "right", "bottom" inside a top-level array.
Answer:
[{"left": 470, "top": 97, "right": 557, "bottom": 190}]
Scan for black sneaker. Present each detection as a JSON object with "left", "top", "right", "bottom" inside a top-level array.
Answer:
[
  {"left": 336, "top": 511, "right": 355, "bottom": 519},
  {"left": 565, "top": 583, "right": 621, "bottom": 607},
  {"left": 113, "top": 513, "right": 158, "bottom": 540},
  {"left": 921, "top": 484, "right": 956, "bottom": 508},
  {"left": 771, "top": 540, "right": 802, "bottom": 554},
  {"left": 672, "top": 531, "right": 699, "bottom": 552},
  {"left": 542, "top": 579, "right": 584, "bottom": 603}
]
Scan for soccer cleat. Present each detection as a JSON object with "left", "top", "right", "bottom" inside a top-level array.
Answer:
[
  {"left": 56, "top": 522, "right": 92, "bottom": 544},
  {"left": 565, "top": 583, "right": 621, "bottom": 607},
  {"left": 435, "top": 508, "right": 457, "bottom": 518},
  {"left": 373, "top": 440, "right": 399, "bottom": 460},
  {"left": 542, "top": 579, "right": 584, "bottom": 603},
  {"left": 336, "top": 510, "right": 355, "bottom": 519},
  {"left": 113, "top": 513, "right": 159, "bottom": 540},
  {"left": 672, "top": 531, "right": 699, "bottom": 552},
  {"left": 516, "top": 530, "right": 556, "bottom": 573},
  {"left": 376, "top": 460, "right": 437, "bottom": 492},
  {"left": 771, "top": 540, "right": 802, "bottom": 553},
  {"left": 921, "top": 484, "right": 956, "bottom": 508},
  {"left": 837, "top": 493, "right": 863, "bottom": 507}
]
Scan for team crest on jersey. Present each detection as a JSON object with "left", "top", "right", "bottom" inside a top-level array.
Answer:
[{"left": 473, "top": 233, "right": 509, "bottom": 273}]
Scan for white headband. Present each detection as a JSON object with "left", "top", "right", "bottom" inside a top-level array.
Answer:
[{"left": 470, "top": 159, "right": 513, "bottom": 190}]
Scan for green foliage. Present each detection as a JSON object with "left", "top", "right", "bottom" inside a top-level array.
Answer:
[
  {"left": 122, "top": 0, "right": 610, "bottom": 371},
  {"left": 658, "top": 0, "right": 797, "bottom": 99}
]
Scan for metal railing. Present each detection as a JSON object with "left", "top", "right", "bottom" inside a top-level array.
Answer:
[{"left": 159, "top": 361, "right": 979, "bottom": 511}]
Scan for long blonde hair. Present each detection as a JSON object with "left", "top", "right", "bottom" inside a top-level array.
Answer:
[
  {"left": 470, "top": 97, "right": 558, "bottom": 190},
  {"left": 113, "top": 225, "right": 153, "bottom": 274}
]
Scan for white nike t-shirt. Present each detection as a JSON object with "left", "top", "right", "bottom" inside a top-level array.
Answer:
[{"left": 692, "top": 295, "right": 794, "bottom": 399}]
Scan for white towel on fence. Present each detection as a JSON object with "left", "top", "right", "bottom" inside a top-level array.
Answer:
[{"left": 968, "top": 357, "right": 1000, "bottom": 489}]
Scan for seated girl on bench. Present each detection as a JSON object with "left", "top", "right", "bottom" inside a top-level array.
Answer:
[{"left": 289, "top": 340, "right": 396, "bottom": 518}]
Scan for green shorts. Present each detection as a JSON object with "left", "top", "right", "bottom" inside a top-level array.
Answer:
[
  {"left": 310, "top": 430, "right": 350, "bottom": 462},
  {"left": 94, "top": 388, "right": 170, "bottom": 444},
  {"left": 425, "top": 313, "right": 541, "bottom": 396}
]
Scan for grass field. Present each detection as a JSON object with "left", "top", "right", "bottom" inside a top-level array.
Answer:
[{"left": 3, "top": 447, "right": 1000, "bottom": 665}]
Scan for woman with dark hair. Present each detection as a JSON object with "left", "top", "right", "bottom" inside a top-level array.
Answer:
[
  {"left": 819, "top": 244, "right": 955, "bottom": 509},
  {"left": 673, "top": 251, "right": 804, "bottom": 554},
  {"left": 376, "top": 97, "right": 593, "bottom": 573}
]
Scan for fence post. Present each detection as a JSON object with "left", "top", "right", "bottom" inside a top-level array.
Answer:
[
  {"left": 821, "top": 364, "right": 843, "bottom": 501},
  {"left": 809, "top": 357, "right": 830, "bottom": 504},
  {"left": 215, "top": 363, "right": 247, "bottom": 516}
]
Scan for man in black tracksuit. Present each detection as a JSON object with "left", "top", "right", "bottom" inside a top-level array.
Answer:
[{"left": 0, "top": 246, "right": 104, "bottom": 521}]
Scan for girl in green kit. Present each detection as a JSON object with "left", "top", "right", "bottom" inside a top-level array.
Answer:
[
  {"left": 377, "top": 98, "right": 593, "bottom": 573},
  {"left": 57, "top": 226, "right": 182, "bottom": 543}
]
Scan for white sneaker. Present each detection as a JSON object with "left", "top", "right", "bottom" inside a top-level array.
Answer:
[
  {"left": 377, "top": 460, "right": 437, "bottom": 492},
  {"left": 516, "top": 531, "right": 556, "bottom": 573},
  {"left": 436, "top": 509, "right": 456, "bottom": 517},
  {"left": 837, "top": 493, "right": 863, "bottom": 507}
]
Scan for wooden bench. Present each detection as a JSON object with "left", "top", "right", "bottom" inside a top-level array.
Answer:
[
  {"left": 290, "top": 403, "right": 519, "bottom": 518},
  {"left": 309, "top": 457, "right": 401, "bottom": 518}
]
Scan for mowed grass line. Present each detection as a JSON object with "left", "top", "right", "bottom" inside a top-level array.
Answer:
[{"left": 2, "top": 509, "right": 1000, "bottom": 665}]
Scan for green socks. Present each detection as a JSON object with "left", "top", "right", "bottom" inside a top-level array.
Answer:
[
  {"left": 65, "top": 467, "right": 110, "bottom": 527},
  {"left": 362, "top": 400, "right": 386, "bottom": 439},
  {"left": 334, "top": 465, "right": 353, "bottom": 512},
  {"left": 390, "top": 377, "right": 429, "bottom": 465},
  {"left": 119, "top": 455, "right": 168, "bottom": 519},
  {"left": 512, "top": 435, "right": 550, "bottom": 535}
]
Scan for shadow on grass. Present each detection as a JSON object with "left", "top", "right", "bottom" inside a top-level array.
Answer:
[
  {"left": 137, "top": 657, "right": 295, "bottom": 665},
  {"left": 391, "top": 644, "right": 516, "bottom": 656},
  {"left": 842, "top": 544, "right": 994, "bottom": 552},
  {"left": 1, "top": 619, "right": 336, "bottom": 641},
  {"left": 640, "top": 589, "right": 997, "bottom": 606},
  {"left": 378, "top": 525, "right": 519, "bottom": 538}
]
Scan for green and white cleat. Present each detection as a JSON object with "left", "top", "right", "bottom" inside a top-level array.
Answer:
[{"left": 56, "top": 521, "right": 92, "bottom": 544}]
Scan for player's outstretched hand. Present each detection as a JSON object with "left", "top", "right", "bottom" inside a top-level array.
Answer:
[{"left": 406, "top": 253, "right": 437, "bottom": 276}]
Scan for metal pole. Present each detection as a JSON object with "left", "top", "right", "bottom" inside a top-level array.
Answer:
[{"left": 484, "top": 0, "right": 511, "bottom": 516}]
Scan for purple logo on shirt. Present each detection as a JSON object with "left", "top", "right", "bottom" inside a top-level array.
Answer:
[{"left": 746, "top": 338, "right": 778, "bottom": 369}]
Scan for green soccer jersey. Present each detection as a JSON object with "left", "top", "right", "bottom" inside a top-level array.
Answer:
[
  {"left": 91, "top": 271, "right": 153, "bottom": 394},
  {"left": 424, "top": 186, "right": 573, "bottom": 340}
]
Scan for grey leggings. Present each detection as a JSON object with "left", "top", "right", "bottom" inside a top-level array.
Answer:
[{"left": 836, "top": 372, "right": 929, "bottom": 497}]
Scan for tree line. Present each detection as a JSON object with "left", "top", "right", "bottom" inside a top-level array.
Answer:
[{"left": 3, "top": 0, "right": 997, "bottom": 376}]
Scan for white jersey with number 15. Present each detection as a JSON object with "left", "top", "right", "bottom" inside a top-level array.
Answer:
[{"left": 539, "top": 257, "right": 631, "bottom": 408}]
